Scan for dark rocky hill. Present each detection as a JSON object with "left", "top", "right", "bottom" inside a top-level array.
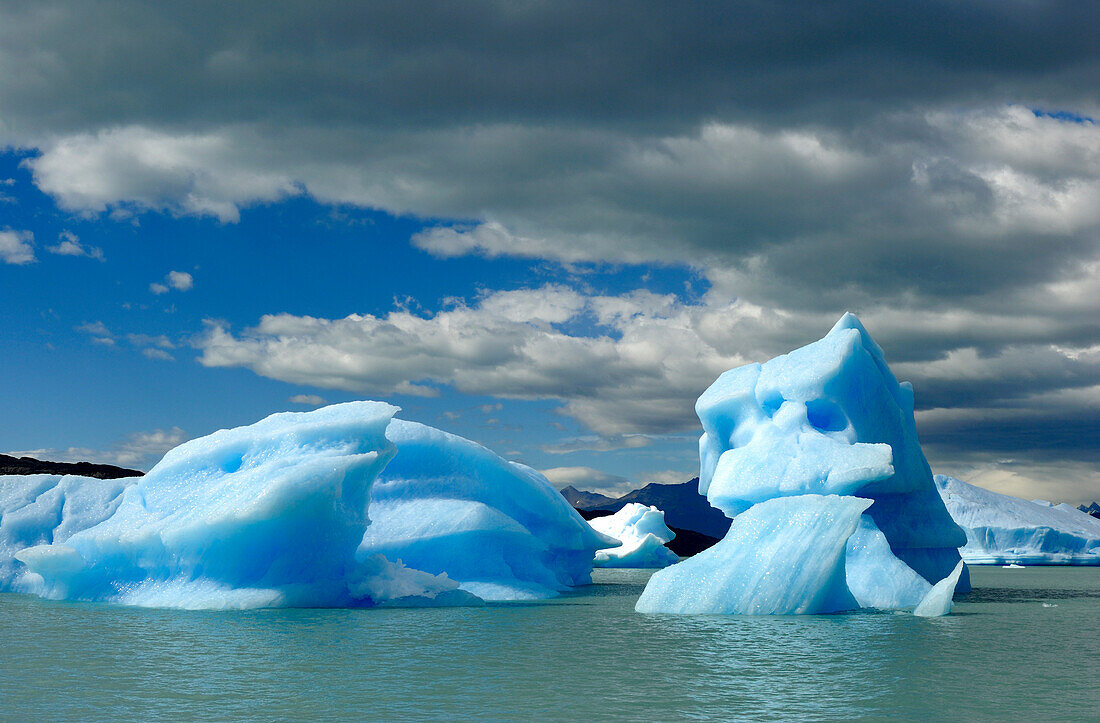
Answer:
[
  {"left": 0, "top": 454, "right": 143, "bottom": 479},
  {"left": 1078, "top": 502, "right": 1100, "bottom": 519},
  {"left": 559, "top": 485, "right": 616, "bottom": 510}
]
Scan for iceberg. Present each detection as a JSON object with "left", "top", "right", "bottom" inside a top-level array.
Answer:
[
  {"left": 935, "top": 475, "right": 1100, "bottom": 565},
  {"left": 8, "top": 406, "right": 608, "bottom": 608},
  {"left": 0, "top": 474, "right": 129, "bottom": 592},
  {"left": 638, "top": 314, "right": 968, "bottom": 615},
  {"left": 14, "top": 403, "right": 476, "bottom": 609},
  {"left": 358, "top": 420, "right": 613, "bottom": 600},
  {"left": 589, "top": 503, "right": 679, "bottom": 568}
]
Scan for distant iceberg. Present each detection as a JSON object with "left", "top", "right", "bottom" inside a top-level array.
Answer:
[
  {"left": 8, "top": 403, "right": 606, "bottom": 609},
  {"left": 935, "top": 475, "right": 1100, "bottom": 565},
  {"left": 359, "top": 419, "right": 613, "bottom": 600},
  {"left": 638, "top": 314, "right": 968, "bottom": 615},
  {"left": 589, "top": 503, "right": 678, "bottom": 568}
]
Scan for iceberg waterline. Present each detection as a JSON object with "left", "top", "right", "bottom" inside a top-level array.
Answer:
[
  {"left": 638, "top": 313, "right": 969, "bottom": 616},
  {"left": 3, "top": 403, "right": 606, "bottom": 609}
]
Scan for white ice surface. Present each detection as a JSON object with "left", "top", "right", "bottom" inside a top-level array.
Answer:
[
  {"left": 935, "top": 475, "right": 1100, "bottom": 565},
  {"left": 590, "top": 503, "right": 678, "bottom": 568}
]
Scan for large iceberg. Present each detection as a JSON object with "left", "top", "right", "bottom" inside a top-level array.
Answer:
[
  {"left": 12, "top": 403, "right": 477, "bottom": 608},
  {"left": 7, "top": 403, "right": 607, "bottom": 609},
  {"left": 589, "top": 503, "right": 679, "bottom": 568},
  {"left": 935, "top": 475, "right": 1100, "bottom": 565},
  {"left": 358, "top": 419, "right": 613, "bottom": 600},
  {"left": 638, "top": 314, "right": 968, "bottom": 615}
]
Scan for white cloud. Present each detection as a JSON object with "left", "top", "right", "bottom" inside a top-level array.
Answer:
[
  {"left": 46, "top": 230, "right": 104, "bottom": 260},
  {"left": 26, "top": 126, "right": 299, "bottom": 223},
  {"left": 198, "top": 285, "right": 752, "bottom": 435},
  {"left": 0, "top": 229, "right": 35, "bottom": 265},
  {"left": 167, "top": 270, "right": 193, "bottom": 291},
  {"left": 142, "top": 347, "right": 174, "bottom": 361},
  {"left": 289, "top": 393, "right": 327, "bottom": 406},
  {"left": 7, "top": 426, "right": 188, "bottom": 471},
  {"left": 150, "top": 270, "right": 193, "bottom": 294}
]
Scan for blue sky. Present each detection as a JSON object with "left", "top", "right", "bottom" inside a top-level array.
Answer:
[
  {"left": 1, "top": 2, "right": 1098, "bottom": 501},
  {"left": 1, "top": 148, "right": 704, "bottom": 489}
]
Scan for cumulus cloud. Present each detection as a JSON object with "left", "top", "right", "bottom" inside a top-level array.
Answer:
[
  {"left": 0, "top": 229, "right": 35, "bottom": 264},
  {"left": 46, "top": 230, "right": 104, "bottom": 260},
  {"left": 151, "top": 270, "right": 194, "bottom": 294},
  {"left": 167, "top": 270, "right": 193, "bottom": 291},
  {"left": 198, "top": 286, "right": 753, "bottom": 435}
]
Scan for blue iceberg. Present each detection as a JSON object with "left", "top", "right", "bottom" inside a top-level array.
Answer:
[
  {"left": 589, "top": 503, "right": 678, "bottom": 569},
  {"left": 935, "top": 475, "right": 1100, "bottom": 565},
  {"left": 15, "top": 402, "right": 475, "bottom": 608},
  {"left": 8, "top": 403, "right": 608, "bottom": 608},
  {"left": 638, "top": 314, "right": 968, "bottom": 615}
]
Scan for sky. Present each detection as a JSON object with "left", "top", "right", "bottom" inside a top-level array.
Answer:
[{"left": 1, "top": 1, "right": 1098, "bottom": 502}]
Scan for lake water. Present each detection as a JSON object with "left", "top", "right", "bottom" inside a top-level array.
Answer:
[{"left": 2, "top": 566, "right": 1098, "bottom": 720}]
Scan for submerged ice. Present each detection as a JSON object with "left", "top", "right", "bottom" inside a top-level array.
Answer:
[
  {"left": 8, "top": 403, "right": 606, "bottom": 609},
  {"left": 935, "top": 475, "right": 1100, "bottom": 565},
  {"left": 589, "top": 503, "right": 678, "bottom": 568},
  {"left": 638, "top": 314, "right": 968, "bottom": 616}
]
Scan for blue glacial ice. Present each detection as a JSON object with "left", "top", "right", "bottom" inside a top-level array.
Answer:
[
  {"left": 589, "top": 503, "right": 679, "bottom": 568},
  {"left": 13, "top": 403, "right": 477, "bottom": 608},
  {"left": 638, "top": 313, "right": 968, "bottom": 615},
  {"left": 358, "top": 419, "right": 613, "bottom": 600},
  {"left": 0, "top": 474, "right": 129, "bottom": 592},
  {"left": 7, "top": 404, "right": 608, "bottom": 608},
  {"left": 637, "top": 495, "right": 868, "bottom": 614},
  {"left": 913, "top": 560, "right": 966, "bottom": 617},
  {"left": 935, "top": 475, "right": 1100, "bottom": 565}
]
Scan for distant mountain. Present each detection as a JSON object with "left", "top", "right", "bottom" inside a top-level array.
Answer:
[
  {"left": 565, "top": 478, "right": 732, "bottom": 539},
  {"left": 559, "top": 485, "right": 616, "bottom": 510},
  {"left": 1078, "top": 502, "right": 1100, "bottom": 519},
  {"left": 0, "top": 454, "right": 143, "bottom": 480}
]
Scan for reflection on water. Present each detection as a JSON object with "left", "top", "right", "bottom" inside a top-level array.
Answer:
[{"left": 1, "top": 566, "right": 1098, "bottom": 720}]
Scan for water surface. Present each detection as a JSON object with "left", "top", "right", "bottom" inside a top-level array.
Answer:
[{"left": 2, "top": 566, "right": 1098, "bottom": 720}]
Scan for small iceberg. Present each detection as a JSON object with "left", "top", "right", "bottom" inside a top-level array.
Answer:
[{"left": 589, "top": 503, "right": 678, "bottom": 569}]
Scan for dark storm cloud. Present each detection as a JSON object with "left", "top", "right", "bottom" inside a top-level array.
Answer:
[{"left": 1, "top": 1, "right": 1096, "bottom": 132}]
